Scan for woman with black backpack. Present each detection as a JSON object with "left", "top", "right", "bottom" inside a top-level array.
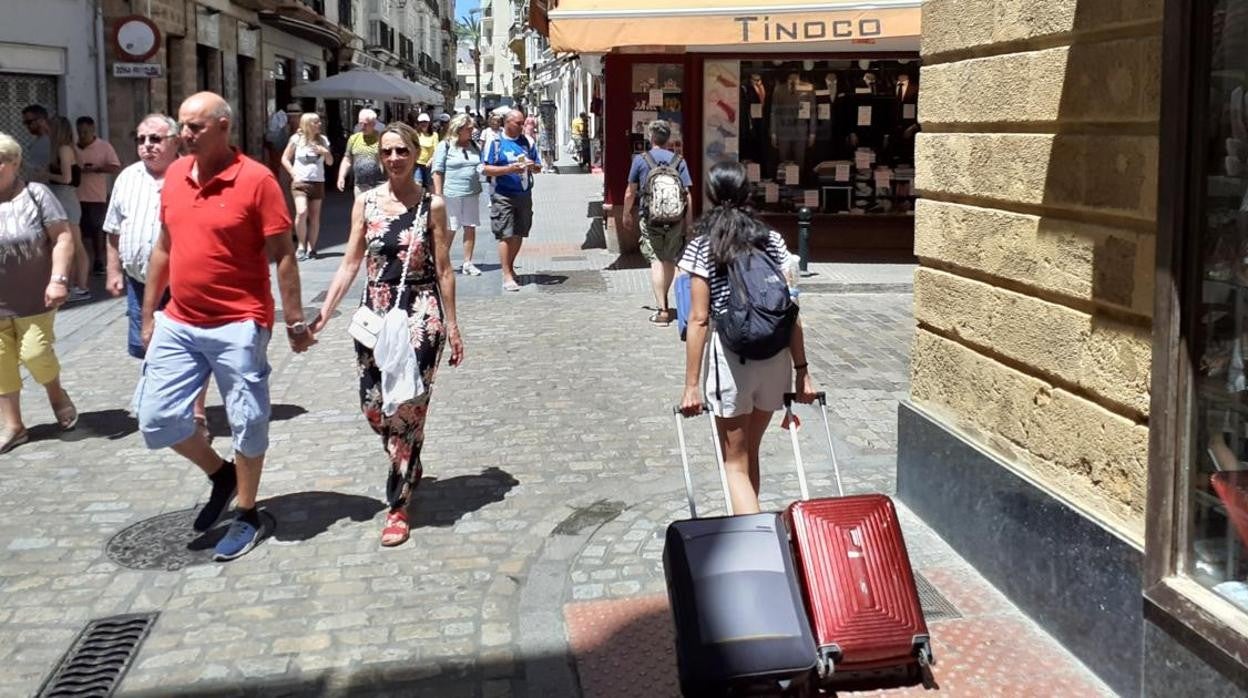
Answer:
[{"left": 678, "top": 161, "right": 818, "bottom": 514}]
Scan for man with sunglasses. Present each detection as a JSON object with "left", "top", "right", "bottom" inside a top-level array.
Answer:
[
  {"left": 19, "top": 104, "right": 52, "bottom": 183},
  {"left": 134, "top": 92, "right": 313, "bottom": 562}
]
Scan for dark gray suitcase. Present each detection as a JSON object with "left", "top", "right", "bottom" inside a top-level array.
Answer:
[{"left": 663, "top": 407, "right": 818, "bottom": 696}]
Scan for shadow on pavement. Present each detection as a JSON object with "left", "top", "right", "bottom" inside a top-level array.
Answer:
[
  {"left": 517, "top": 273, "right": 568, "bottom": 287},
  {"left": 118, "top": 648, "right": 578, "bottom": 697},
  {"left": 410, "top": 466, "right": 519, "bottom": 528},
  {"left": 260, "top": 490, "right": 387, "bottom": 543},
  {"left": 29, "top": 403, "right": 309, "bottom": 444},
  {"left": 606, "top": 253, "right": 649, "bottom": 271}
]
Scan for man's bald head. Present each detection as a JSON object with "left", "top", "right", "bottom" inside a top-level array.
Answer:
[
  {"left": 178, "top": 91, "right": 233, "bottom": 157},
  {"left": 503, "top": 109, "right": 525, "bottom": 137}
]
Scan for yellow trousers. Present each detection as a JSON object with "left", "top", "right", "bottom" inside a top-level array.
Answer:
[{"left": 0, "top": 311, "right": 60, "bottom": 395}]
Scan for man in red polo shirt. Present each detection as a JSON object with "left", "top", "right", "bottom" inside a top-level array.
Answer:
[{"left": 134, "top": 91, "right": 315, "bottom": 562}]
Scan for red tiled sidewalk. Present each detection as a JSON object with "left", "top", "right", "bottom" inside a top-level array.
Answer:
[{"left": 565, "top": 566, "right": 1113, "bottom": 697}]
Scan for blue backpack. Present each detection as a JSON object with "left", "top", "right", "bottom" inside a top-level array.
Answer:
[{"left": 715, "top": 248, "right": 798, "bottom": 361}]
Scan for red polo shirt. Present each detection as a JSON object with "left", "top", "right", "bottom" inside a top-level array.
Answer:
[{"left": 160, "top": 151, "right": 292, "bottom": 329}]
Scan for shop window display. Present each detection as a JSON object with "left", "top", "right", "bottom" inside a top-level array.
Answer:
[
  {"left": 630, "top": 63, "right": 686, "bottom": 156},
  {"left": 731, "top": 59, "right": 918, "bottom": 215},
  {"left": 1192, "top": 0, "right": 1248, "bottom": 615}
]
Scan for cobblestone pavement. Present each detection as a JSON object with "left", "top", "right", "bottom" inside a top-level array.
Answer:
[{"left": 0, "top": 173, "right": 1102, "bottom": 697}]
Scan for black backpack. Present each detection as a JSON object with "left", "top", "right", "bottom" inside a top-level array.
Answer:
[{"left": 715, "top": 248, "right": 798, "bottom": 362}]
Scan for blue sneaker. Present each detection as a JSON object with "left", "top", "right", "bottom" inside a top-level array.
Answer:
[{"left": 213, "top": 514, "right": 264, "bottom": 562}]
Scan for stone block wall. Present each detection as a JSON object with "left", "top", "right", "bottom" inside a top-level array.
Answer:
[{"left": 912, "top": 0, "right": 1163, "bottom": 543}]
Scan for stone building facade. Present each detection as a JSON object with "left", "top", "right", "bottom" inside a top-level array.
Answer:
[{"left": 900, "top": 0, "right": 1247, "bottom": 694}]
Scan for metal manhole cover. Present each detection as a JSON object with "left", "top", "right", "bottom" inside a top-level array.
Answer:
[
  {"left": 104, "top": 509, "right": 276, "bottom": 571},
  {"left": 37, "top": 612, "right": 158, "bottom": 698},
  {"left": 914, "top": 572, "right": 962, "bottom": 622}
]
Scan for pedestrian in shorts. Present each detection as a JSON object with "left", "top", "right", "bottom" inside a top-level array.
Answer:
[
  {"left": 134, "top": 92, "right": 314, "bottom": 561},
  {"left": 623, "top": 120, "right": 693, "bottom": 326},
  {"left": 482, "top": 109, "right": 541, "bottom": 292}
]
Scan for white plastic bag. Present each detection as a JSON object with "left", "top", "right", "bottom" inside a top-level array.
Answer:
[{"left": 372, "top": 307, "right": 425, "bottom": 416}]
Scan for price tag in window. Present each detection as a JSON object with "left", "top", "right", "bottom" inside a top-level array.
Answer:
[
  {"left": 724, "top": 136, "right": 738, "bottom": 154},
  {"left": 804, "top": 190, "right": 819, "bottom": 207},
  {"left": 818, "top": 103, "right": 831, "bottom": 121},
  {"left": 798, "top": 102, "right": 811, "bottom": 120},
  {"left": 764, "top": 182, "right": 779, "bottom": 203},
  {"left": 649, "top": 89, "right": 663, "bottom": 108},
  {"left": 855, "top": 151, "right": 872, "bottom": 170},
  {"left": 750, "top": 103, "right": 763, "bottom": 119},
  {"left": 875, "top": 170, "right": 892, "bottom": 189},
  {"left": 903, "top": 103, "right": 917, "bottom": 120},
  {"left": 784, "top": 164, "right": 800, "bottom": 185},
  {"left": 857, "top": 106, "right": 872, "bottom": 126},
  {"left": 746, "top": 162, "right": 761, "bottom": 182},
  {"left": 834, "top": 163, "right": 850, "bottom": 181}
]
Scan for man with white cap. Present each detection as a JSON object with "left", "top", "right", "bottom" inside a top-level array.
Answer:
[{"left": 414, "top": 112, "right": 438, "bottom": 188}]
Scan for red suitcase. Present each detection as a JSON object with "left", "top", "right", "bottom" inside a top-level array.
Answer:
[{"left": 781, "top": 393, "right": 935, "bottom": 691}]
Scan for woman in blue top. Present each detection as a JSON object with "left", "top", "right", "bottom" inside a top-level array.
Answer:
[{"left": 431, "top": 113, "right": 484, "bottom": 276}]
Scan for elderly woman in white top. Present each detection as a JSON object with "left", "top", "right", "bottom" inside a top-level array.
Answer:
[
  {"left": 282, "top": 112, "right": 334, "bottom": 260},
  {"left": 431, "top": 113, "right": 485, "bottom": 276},
  {"left": 0, "top": 132, "right": 78, "bottom": 453}
]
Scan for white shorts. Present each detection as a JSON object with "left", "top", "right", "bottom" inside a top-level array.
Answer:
[
  {"left": 444, "top": 194, "right": 481, "bottom": 231},
  {"left": 702, "top": 331, "right": 793, "bottom": 418}
]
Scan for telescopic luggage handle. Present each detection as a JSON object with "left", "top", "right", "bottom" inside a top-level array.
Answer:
[
  {"left": 783, "top": 392, "right": 844, "bottom": 498},
  {"left": 673, "top": 405, "right": 734, "bottom": 519}
]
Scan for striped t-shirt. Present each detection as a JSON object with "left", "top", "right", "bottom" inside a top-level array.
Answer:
[
  {"left": 103, "top": 161, "right": 164, "bottom": 282},
  {"left": 677, "top": 230, "right": 791, "bottom": 316}
]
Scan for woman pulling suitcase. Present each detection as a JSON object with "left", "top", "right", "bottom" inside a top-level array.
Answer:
[{"left": 677, "top": 160, "right": 819, "bottom": 514}]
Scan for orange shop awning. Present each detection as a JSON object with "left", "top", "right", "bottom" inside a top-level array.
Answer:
[{"left": 544, "top": 0, "right": 922, "bottom": 53}]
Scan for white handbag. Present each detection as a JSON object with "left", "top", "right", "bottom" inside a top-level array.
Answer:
[
  {"left": 347, "top": 306, "right": 385, "bottom": 349},
  {"left": 348, "top": 195, "right": 428, "bottom": 349}
]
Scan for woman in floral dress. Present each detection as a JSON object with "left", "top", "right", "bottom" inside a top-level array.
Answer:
[{"left": 311, "top": 122, "right": 465, "bottom": 546}]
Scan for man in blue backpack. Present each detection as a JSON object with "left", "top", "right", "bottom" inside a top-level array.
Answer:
[
  {"left": 483, "top": 109, "right": 542, "bottom": 292},
  {"left": 624, "top": 120, "right": 693, "bottom": 326}
]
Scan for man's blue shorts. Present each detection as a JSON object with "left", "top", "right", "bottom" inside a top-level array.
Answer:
[{"left": 134, "top": 313, "right": 272, "bottom": 457}]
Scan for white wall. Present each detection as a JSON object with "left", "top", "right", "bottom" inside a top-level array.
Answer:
[{"left": 0, "top": 0, "right": 102, "bottom": 125}]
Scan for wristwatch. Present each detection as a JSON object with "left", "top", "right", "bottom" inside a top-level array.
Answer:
[
  {"left": 49, "top": 274, "right": 69, "bottom": 286},
  {"left": 286, "top": 321, "right": 308, "bottom": 335}
]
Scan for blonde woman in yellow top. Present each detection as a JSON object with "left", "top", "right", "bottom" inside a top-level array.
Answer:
[{"left": 414, "top": 113, "right": 438, "bottom": 188}]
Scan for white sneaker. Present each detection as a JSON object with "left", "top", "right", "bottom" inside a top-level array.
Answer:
[{"left": 461, "top": 261, "right": 482, "bottom": 276}]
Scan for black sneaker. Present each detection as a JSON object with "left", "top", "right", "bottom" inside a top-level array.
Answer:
[{"left": 193, "top": 461, "right": 237, "bottom": 532}]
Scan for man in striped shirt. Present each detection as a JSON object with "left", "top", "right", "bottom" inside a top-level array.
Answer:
[{"left": 104, "top": 114, "right": 209, "bottom": 428}]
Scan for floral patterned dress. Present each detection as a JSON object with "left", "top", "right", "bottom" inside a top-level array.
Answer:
[{"left": 356, "top": 189, "right": 446, "bottom": 507}]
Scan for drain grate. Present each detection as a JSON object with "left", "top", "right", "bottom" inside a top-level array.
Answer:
[
  {"left": 914, "top": 572, "right": 962, "bottom": 622},
  {"left": 37, "top": 612, "right": 158, "bottom": 698}
]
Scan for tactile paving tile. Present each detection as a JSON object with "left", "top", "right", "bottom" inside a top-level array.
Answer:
[{"left": 565, "top": 595, "right": 680, "bottom": 698}]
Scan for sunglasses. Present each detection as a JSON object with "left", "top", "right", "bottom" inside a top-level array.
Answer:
[
  {"left": 135, "top": 134, "right": 166, "bottom": 145},
  {"left": 380, "top": 146, "right": 410, "bottom": 157},
  {"left": 21, "top": 118, "right": 36, "bottom": 126}
]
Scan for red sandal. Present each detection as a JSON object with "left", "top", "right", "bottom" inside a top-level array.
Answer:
[{"left": 380, "top": 508, "right": 410, "bottom": 547}]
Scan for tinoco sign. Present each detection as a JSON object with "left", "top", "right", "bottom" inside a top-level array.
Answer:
[{"left": 733, "top": 15, "right": 884, "bottom": 42}]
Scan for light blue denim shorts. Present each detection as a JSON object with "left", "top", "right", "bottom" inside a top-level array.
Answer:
[{"left": 134, "top": 313, "right": 272, "bottom": 457}]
